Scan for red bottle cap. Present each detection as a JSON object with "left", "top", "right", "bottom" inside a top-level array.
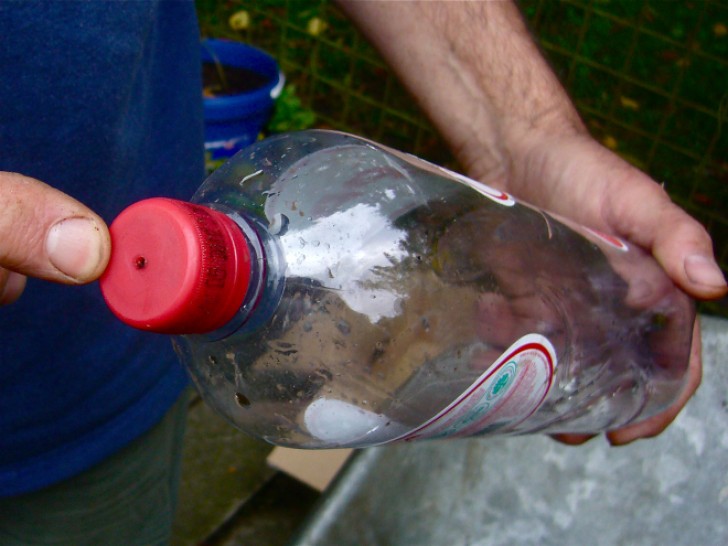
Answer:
[{"left": 100, "top": 198, "right": 252, "bottom": 334}]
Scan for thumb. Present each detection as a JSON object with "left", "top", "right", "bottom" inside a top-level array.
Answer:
[
  {"left": 0, "top": 172, "right": 111, "bottom": 285},
  {"left": 600, "top": 168, "right": 727, "bottom": 301},
  {"left": 515, "top": 136, "right": 727, "bottom": 302}
]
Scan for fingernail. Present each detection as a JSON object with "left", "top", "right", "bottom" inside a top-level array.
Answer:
[
  {"left": 46, "top": 217, "right": 105, "bottom": 281},
  {"left": 684, "top": 255, "right": 727, "bottom": 289}
]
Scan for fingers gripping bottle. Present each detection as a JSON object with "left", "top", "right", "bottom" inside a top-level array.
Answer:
[{"left": 100, "top": 130, "right": 695, "bottom": 448}]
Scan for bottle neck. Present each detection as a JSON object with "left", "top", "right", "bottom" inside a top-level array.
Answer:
[{"left": 196, "top": 205, "right": 286, "bottom": 340}]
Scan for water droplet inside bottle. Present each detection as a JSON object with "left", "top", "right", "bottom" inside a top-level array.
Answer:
[{"left": 268, "top": 213, "right": 289, "bottom": 235}]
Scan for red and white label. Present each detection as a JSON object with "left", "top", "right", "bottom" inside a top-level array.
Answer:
[
  {"left": 583, "top": 227, "right": 629, "bottom": 252},
  {"left": 437, "top": 166, "right": 516, "bottom": 206},
  {"left": 394, "top": 334, "right": 557, "bottom": 442}
]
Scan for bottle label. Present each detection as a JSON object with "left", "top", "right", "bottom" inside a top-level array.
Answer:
[
  {"left": 394, "top": 334, "right": 557, "bottom": 442},
  {"left": 436, "top": 165, "right": 516, "bottom": 207},
  {"left": 583, "top": 227, "right": 630, "bottom": 252}
]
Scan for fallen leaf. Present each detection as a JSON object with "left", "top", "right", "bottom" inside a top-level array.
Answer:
[
  {"left": 620, "top": 96, "right": 640, "bottom": 110},
  {"left": 307, "top": 17, "right": 328, "bottom": 36},
  {"left": 229, "top": 10, "right": 250, "bottom": 31},
  {"left": 603, "top": 135, "right": 619, "bottom": 150}
]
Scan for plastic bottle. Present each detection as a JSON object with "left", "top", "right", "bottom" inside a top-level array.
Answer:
[{"left": 100, "top": 130, "right": 695, "bottom": 448}]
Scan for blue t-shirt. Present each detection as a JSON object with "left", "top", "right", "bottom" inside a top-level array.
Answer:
[{"left": 0, "top": 1, "right": 204, "bottom": 496}]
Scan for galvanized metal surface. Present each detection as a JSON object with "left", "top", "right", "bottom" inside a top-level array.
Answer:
[{"left": 291, "top": 315, "right": 728, "bottom": 546}]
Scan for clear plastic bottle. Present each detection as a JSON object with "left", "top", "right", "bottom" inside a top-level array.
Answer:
[{"left": 100, "top": 130, "right": 695, "bottom": 448}]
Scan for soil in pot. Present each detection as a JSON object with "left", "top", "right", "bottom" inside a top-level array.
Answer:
[{"left": 202, "top": 62, "right": 271, "bottom": 98}]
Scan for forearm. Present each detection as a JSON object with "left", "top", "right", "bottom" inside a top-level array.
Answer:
[
  {"left": 337, "top": 0, "right": 583, "bottom": 178},
  {"left": 339, "top": 1, "right": 659, "bottom": 239}
]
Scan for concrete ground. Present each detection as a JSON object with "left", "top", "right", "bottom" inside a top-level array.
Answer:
[{"left": 171, "top": 398, "right": 321, "bottom": 546}]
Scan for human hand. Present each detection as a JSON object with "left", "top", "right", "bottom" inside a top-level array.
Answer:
[
  {"left": 433, "top": 193, "right": 698, "bottom": 443},
  {"left": 0, "top": 172, "right": 111, "bottom": 305},
  {"left": 469, "top": 125, "right": 725, "bottom": 446}
]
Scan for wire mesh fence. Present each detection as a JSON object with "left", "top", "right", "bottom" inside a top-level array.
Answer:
[{"left": 197, "top": 0, "right": 728, "bottom": 315}]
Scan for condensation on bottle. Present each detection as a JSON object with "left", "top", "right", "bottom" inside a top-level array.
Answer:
[{"left": 100, "top": 130, "right": 695, "bottom": 448}]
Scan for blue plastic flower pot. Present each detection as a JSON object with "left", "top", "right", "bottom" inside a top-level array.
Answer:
[{"left": 202, "top": 39, "right": 284, "bottom": 169}]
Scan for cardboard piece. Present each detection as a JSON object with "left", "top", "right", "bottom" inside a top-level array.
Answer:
[{"left": 267, "top": 447, "right": 354, "bottom": 492}]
